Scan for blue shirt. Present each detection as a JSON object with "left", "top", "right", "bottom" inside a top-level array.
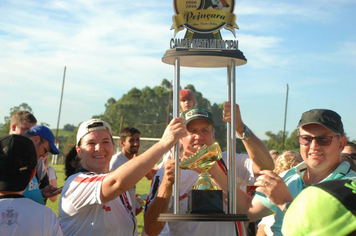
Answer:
[
  {"left": 256, "top": 161, "right": 356, "bottom": 236},
  {"left": 23, "top": 175, "right": 45, "bottom": 205}
]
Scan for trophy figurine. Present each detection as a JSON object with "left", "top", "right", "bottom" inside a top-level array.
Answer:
[{"left": 179, "top": 142, "right": 224, "bottom": 213}]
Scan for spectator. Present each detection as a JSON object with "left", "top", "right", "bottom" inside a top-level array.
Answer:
[
  {"left": 110, "top": 127, "right": 146, "bottom": 215},
  {"left": 8, "top": 110, "right": 37, "bottom": 135},
  {"left": 143, "top": 103, "right": 274, "bottom": 236},
  {"left": 269, "top": 150, "right": 279, "bottom": 162},
  {"left": 282, "top": 179, "right": 356, "bottom": 236},
  {"left": 23, "top": 125, "right": 61, "bottom": 204},
  {"left": 179, "top": 89, "right": 196, "bottom": 113},
  {"left": 43, "top": 153, "right": 59, "bottom": 202},
  {"left": 256, "top": 151, "right": 303, "bottom": 236},
  {"left": 59, "top": 118, "right": 186, "bottom": 236},
  {"left": 342, "top": 141, "right": 356, "bottom": 164},
  {"left": 0, "top": 134, "right": 62, "bottom": 236}
]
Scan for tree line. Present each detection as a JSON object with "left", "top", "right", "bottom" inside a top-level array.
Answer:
[{"left": 1, "top": 79, "right": 310, "bottom": 158}]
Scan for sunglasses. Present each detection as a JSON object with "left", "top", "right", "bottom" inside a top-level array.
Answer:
[
  {"left": 40, "top": 138, "right": 50, "bottom": 154},
  {"left": 298, "top": 135, "right": 340, "bottom": 146},
  {"left": 349, "top": 153, "right": 356, "bottom": 160}
]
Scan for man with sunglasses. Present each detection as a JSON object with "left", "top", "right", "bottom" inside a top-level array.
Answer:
[
  {"left": 229, "top": 109, "right": 356, "bottom": 236},
  {"left": 23, "top": 125, "right": 61, "bottom": 204}
]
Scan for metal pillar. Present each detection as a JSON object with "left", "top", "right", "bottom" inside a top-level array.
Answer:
[
  {"left": 228, "top": 60, "right": 237, "bottom": 214},
  {"left": 173, "top": 58, "right": 180, "bottom": 214}
]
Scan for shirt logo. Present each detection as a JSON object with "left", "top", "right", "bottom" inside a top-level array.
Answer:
[{"left": 1, "top": 208, "right": 19, "bottom": 226}]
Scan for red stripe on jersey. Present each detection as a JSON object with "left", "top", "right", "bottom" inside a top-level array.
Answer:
[
  {"left": 217, "top": 160, "right": 227, "bottom": 174},
  {"left": 179, "top": 193, "right": 188, "bottom": 201},
  {"left": 74, "top": 175, "right": 105, "bottom": 183}
]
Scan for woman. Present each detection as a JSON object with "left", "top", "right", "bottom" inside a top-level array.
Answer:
[
  {"left": 43, "top": 154, "right": 58, "bottom": 202},
  {"left": 59, "top": 118, "right": 186, "bottom": 236},
  {"left": 179, "top": 89, "right": 196, "bottom": 113}
]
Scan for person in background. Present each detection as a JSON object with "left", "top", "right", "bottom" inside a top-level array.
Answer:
[
  {"left": 23, "top": 125, "right": 61, "bottom": 204},
  {"left": 59, "top": 118, "right": 186, "bottom": 236},
  {"left": 179, "top": 89, "right": 196, "bottom": 113},
  {"left": 256, "top": 151, "right": 303, "bottom": 236},
  {"left": 282, "top": 179, "right": 356, "bottom": 236},
  {"left": 342, "top": 141, "right": 356, "bottom": 164},
  {"left": 340, "top": 153, "right": 356, "bottom": 171},
  {"left": 110, "top": 127, "right": 146, "bottom": 215},
  {"left": 0, "top": 134, "right": 62, "bottom": 236},
  {"left": 43, "top": 153, "right": 59, "bottom": 202},
  {"left": 269, "top": 150, "right": 279, "bottom": 162},
  {"left": 8, "top": 110, "right": 37, "bottom": 135}
]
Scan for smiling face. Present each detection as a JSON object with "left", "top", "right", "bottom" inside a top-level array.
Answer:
[
  {"left": 181, "top": 119, "right": 215, "bottom": 154},
  {"left": 76, "top": 129, "right": 114, "bottom": 174},
  {"left": 299, "top": 124, "right": 346, "bottom": 175}
]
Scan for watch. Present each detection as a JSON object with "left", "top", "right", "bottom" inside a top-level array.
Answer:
[
  {"left": 236, "top": 125, "right": 250, "bottom": 141},
  {"left": 281, "top": 201, "right": 293, "bottom": 214}
]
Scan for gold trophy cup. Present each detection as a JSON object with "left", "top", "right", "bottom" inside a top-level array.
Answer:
[{"left": 179, "top": 142, "right": 224, "bottom": 213}]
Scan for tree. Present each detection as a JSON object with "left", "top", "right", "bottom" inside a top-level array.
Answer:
[
  {"left": 263, "top": 129, "right": 299, "bottom": 153},
  {"left": 63, "top": 124, "right": 76, "bottom": 132}
]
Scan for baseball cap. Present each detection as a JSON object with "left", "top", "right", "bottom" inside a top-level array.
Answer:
[
  {"left": 26, "top": 125, "right": 60, "bottom": 154},
  {"left": 0, "top": 135, "right": 37, "bottom": 191},
  {"left": 181, "top": 108, "right": 214, "bottom": 126},
  {"left": 297, "top": 109, "right": 344, "bottom": 136},
  {"left": 282, "top": 179, "right": 356, "bottom": 236},
  {"left": 76, "top": 119, "right": 113, "bottom": 146}
]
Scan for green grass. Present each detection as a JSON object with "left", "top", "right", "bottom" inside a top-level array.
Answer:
[{"left": 47, "top": 164, "right": 151, "bottom": 235}]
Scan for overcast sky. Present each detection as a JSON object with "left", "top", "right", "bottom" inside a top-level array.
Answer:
[{"left": 1, "top": 0, "right": 355, "bottom": 140}]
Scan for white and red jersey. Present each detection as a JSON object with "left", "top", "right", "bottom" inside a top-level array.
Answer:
[
  {"left": 145, "top": 153, "right": 253, "bottom": 236},
  {"left": 110, "top": 152, "right": 137, "bottom": 212},
  {"left": 59, "top": 172, "right": 137, "bottom": 236},
  {"left": 0, "top": 195, "right": 62, "bottom": 236}
]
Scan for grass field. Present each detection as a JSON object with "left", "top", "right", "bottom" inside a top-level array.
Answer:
[{"left": 47, "top": 164, "right": 151, "bottom": 235}]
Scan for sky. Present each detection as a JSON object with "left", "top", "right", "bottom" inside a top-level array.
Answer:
[{"left": 1, "top": 0, "right": 355, "bottom": 141}]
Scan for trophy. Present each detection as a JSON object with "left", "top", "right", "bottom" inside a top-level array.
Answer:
[{"left": 179, "top": 142, "right": 224, "bottom": 213}]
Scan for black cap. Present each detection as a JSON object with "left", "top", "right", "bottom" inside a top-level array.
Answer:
[
  {"left": 0, "top": 135, "right": 37, "bottom": 192},
  {"left": 297, "top": 109, "right": 344, "bottom": 136}
]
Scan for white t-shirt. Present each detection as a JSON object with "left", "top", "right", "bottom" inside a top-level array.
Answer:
[
  {"left": 0, "top": 196, "right": 62, "bottom": 236},
  {"left": 59, "top": 172, "right": 137, "bottom": 236},
  {"left": 145, "top": 153, "right": 253, "bottom": 236},
  {"left": 110, "top": 152, "right": 137, "bottom": 212},
  {"left": 47, "top": 165, "right": 57, "bottom": 181}
]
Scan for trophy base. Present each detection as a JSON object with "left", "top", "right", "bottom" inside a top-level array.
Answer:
[
  {"left": 188, "top": 190, "right": 224, "bottom": 213},
  {"left": 158, "top": 213, "right": 249, "bottom": 222}
]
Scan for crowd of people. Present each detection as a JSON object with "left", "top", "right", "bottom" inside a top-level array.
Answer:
[{"left": 1, "top": 89, "right": 356, "bottom": 236}]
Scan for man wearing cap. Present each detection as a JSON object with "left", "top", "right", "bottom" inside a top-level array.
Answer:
[
  {"left": 23, "top": 125, "right": 61, "bottom": 204},
  {"left": 0, "top": 135, "right": 62, "bottom": 235},
  {"left": 144, "top": 102, "right": 274, "bottom": 236},
  {"left": 231, "top": 109, "right": 356, "bottom": 236}
]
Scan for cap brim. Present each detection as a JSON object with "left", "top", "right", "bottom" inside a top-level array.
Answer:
[
  {"left": 49, "top": 142, "right": 60, "bottom": 154},
  {"left": 0, "top": 172, "right": 31, "bottom": 191},
  {"left": 298, "top": 122, "right": 340, "bottom": 135},
  {"left": 185, "top": 117, "right": 214, "bottom": 126}
]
